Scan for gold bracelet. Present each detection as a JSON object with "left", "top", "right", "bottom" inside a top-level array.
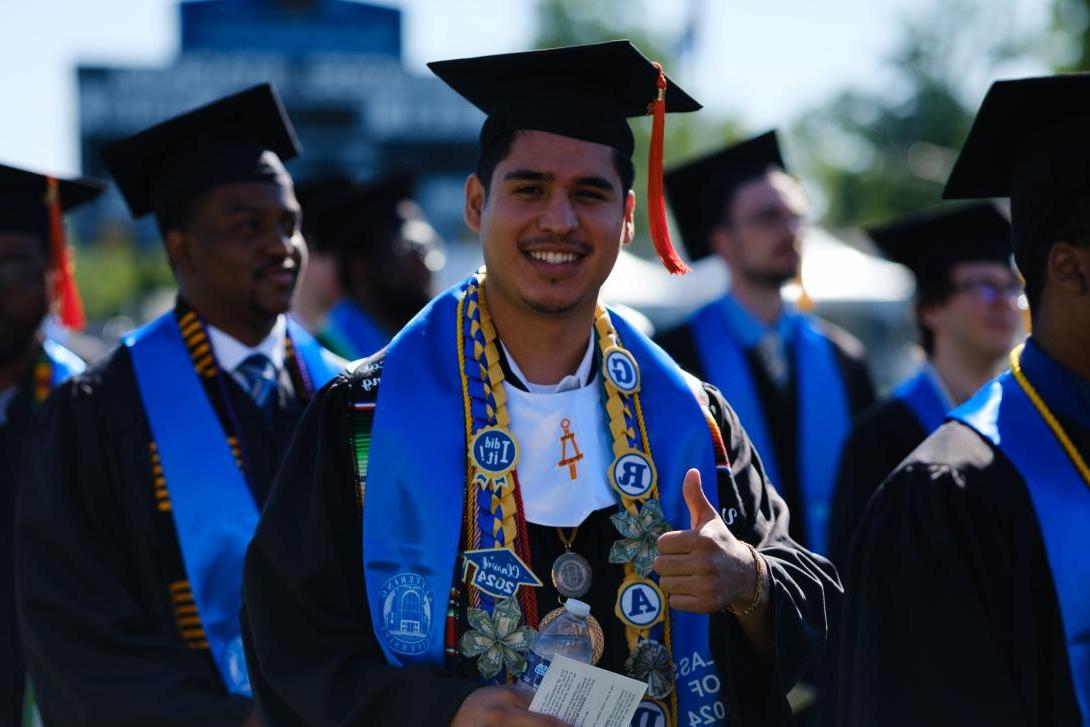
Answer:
[{"left": 727, "top": 542, "right": 765, "bottom": 617}]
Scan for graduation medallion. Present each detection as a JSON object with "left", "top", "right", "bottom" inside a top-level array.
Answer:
[
  {"left": 603, "top": 345, "right": 640, "bottom": 394},
  {"left": 539, "top": 606, "right": 606, "bottom": 665},
  {"left": 551, "top": 551, "right": 592, "bottom": 599},
  {"left": 471, "top": 426, "right": 520, "bottom": 477}
]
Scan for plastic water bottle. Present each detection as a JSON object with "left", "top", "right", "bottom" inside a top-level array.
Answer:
[{"left": 517, "top": 598, "right": 593, "bottom": 694}]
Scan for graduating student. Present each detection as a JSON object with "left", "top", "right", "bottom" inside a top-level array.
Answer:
[
  {"left": 16, "top": 85, "right": 344, "bottom": 726},
  {"left": 837, "top": 74, "right": 1090, "bottom": 726},
  {"left": 310, "top": 176, "right": 442, "bottom": 360},
  {"left": 0, "top": 164, "right": 103, "bottom": 725},
  {"left": 656, "top": 132, "right": 875, "bottom": 555},
  {"left": 244, "top": 41, "right": 840, "bottom": 727},
  {"left": 826, "top": 203, "right": 1020, "bottom": 567}
]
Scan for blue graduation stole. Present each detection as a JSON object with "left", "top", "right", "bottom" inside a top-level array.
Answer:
[
  {"left": 952, "top": 373, "right": 1090, "bottom": 723},
  {"left": 125, "top": 313, "right": 340, "bottom": 697},
  {"left": 323, "top": 299, "right": 390, "bottom": 361},
  {"left": 890, "top": 368, "right": 950, "bottom": 434},
  {"left": 689, "top": 296, "right": 850, "bottom": 554},
  {"left": 362, "top": 279, "right": 725, "bottom": 721},
  {"left": 42, "top": 338, "right": 85, "bottom": 385}
]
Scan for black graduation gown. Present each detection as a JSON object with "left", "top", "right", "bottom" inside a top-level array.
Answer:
[
  {"left": 835, "top": 419, "right": 1086, "bottom": 726},
  {"left": 826, "top": 399, "right": 927, "bottom": 569},
  {"left": 656, "top": 317, "right": 875, "bottom": 549},
  {"left": 242, "top": 355, "right": 842, "bottom": 727},
  {"left": 16, "top": 338, "right": 305, "bottom": 727},
  {"left": 1, "top": 373, "right": 35, "bottom": 727}
]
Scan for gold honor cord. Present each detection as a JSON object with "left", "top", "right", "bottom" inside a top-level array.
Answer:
[
  {"left": 1010, "top": 345, "right": 1090, "bottom": 487},
  {"left": 458, "top": 273, "right": 677, "bottom": 720}
]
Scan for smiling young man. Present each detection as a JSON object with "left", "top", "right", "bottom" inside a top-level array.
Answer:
[
  {"left": 825, "top": 203, "right": 1020, "bottom": 568},
  {"left": 837, "top": 74, "right": 1090, "bottom": 726},
  {"left": 16, "top": 85, "right": 343, "bottom": 726},
  {"left": 656, "top": 133, "right": 875, "bottom": 560},
  {"left": 243, "top": 42, "right": 839, "bottom": 727},
  {"left": 0, "top": 163, "right": 103, "bottom": 726}
]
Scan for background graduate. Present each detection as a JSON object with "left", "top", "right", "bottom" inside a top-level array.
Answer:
[
  {"left": 656, "top": 132, "right": 875, "bottom": 559},
  {"left": 0, "top": 163, "right": 103, "bottom": 726},
  {"left": 243, "top": 41, "right": 841, "bottom": 727},
  {"left": 826, "top": 202, "right": 1020, "bottom": 567},
  {"left": 837, "top": 74, "right": 1090, "bottom": 726},
  {"left": 307, "top": 175, "right": 442, "bottom": 360},
  {"left": 16, "top": 84, "right": 343, "bottom": 726}
]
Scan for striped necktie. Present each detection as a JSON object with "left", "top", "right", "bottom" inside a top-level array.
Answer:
[{"left": 236, "top": 353, "right": 278, "bottom": 412}]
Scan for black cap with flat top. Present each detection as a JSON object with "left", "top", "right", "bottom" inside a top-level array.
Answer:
[
  {"left": 100, "top": 83, "right": 300, "bottom": 227},
  {"left": 942, "top": 73, "right": 1090, "bottom": 273},
  {"left": 0, "top": 163, "right": 106, "bottom": 239},
  {"left": 866, "top": 202, "right": 1012, "bottom": 292},
  {"left": 428, "top": 40, "right": 701, "bottom": 157},
  {"left": 664, "top": 131, "right": 786, "bottom": 261}
]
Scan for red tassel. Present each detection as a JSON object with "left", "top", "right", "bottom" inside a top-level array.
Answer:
[
  {"left": 647, "top": 63, "right": 690, "bottom": 275},
  {"left": 45, "top": 177, "right": 86, "bottom": 330}
]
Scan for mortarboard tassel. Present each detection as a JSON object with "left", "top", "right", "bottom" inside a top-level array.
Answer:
[
  {"left": 45, "top": 177, "right": 86, "bottom": 330},
  {"left": 647, "top": 63, "right": 690, "bottom": 275}
]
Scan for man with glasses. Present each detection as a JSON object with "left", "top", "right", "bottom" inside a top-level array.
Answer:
[
  {"left": 657, "top": 131, "right": 875, "bottom": 559},
  {"left": 826, "top": 203, "right": 1020, "bottom": 568},
  {"left": 0, "top": 163, "right": 103, "bottom": 726}
]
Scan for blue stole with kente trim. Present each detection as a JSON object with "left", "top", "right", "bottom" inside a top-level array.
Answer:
[
  {"left": 125, "top": 312, "right": 340, "bottom": 697},
  {"left": 362, "top": 278, "right": 724, "bottom": 719},
  {"left": 689, "top": 295, "right": 850, "bottom": 554},
  {"left": 42, "top": 338, "right": 85, "bottom": 385},
  {"left": 890, "top": 367, "right": 950, "bottom": 435},
  {"left": 951, "top": 371, "right": 1090, "bottom": 723},
  {"left": 323, "top": 299, "right": 390, "bottom": 361}
]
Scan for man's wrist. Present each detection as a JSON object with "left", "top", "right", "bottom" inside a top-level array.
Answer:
[{"left": 726, "top": 542, "right": 766, "bottom": 617}]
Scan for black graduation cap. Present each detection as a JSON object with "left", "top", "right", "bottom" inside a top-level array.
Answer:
[
  {"left": 0, "top": 163, "right": 107, "bottom": 329},
  {"left": 867, "top": 203, "right": 1012, "bottom": 292},
  {"left": 100, "top": 83, "right": 300, "bottom": 226},
  {"left": 664, "top": 131, "right": 786, "bottom": 261},
  {"left": 0, "top": 163, "right": 105, "bottom": 238},
  {"left": 943, "top": 73, "right": 1090, "bottom": 273},
  {"left": 428, "top": 40, "right": 701, "bottom": 273},
  {"left": 299, "top": 174, "right": 419, "bottom": 256}
]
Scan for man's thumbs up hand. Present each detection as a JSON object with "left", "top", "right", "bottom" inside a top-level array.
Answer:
[{"left": 655, "top": 469, "right": 763, "bottom": 615}]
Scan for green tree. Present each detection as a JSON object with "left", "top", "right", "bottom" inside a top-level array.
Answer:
[{"left": 791, "top": 0, "right": 1028, "bottom": 229}]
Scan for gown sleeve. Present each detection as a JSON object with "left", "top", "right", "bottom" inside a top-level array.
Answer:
[
  {"left": 703, "top": 384, "right": 843, "bottom": 726},
  {"left": 16, "top": 364, "right": 253, "bottom": 727},
  {"left": 242, "top": 373, "right": 478, "bottom": 727}
]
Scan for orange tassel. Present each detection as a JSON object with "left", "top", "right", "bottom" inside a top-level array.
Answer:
[
  {"left": 647, "top": 63, "right": 690, "bottom": 275},
  {"left": 45, "top": 177, "right": 86, "bottom": 330}
]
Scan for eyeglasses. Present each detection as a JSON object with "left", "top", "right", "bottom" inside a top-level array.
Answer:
[
  {"left": 0, "top": 259, "right": 45, "bottom": 291},
  {"left": 951, "top": 279, "right": 1023, "bottom": 305}
]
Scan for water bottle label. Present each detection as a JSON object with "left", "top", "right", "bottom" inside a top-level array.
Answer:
[{"left": 519, "top": 651, "right": 552, "bottom": 690}]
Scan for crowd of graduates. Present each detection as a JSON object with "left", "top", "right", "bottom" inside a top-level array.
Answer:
[{"left": 0, "top": 38, "right": 1087, "bottom": 727}]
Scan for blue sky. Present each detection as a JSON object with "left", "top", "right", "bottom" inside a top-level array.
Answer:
[{"left": 0, "top": 0, "right": 1050, "bottom": 176}]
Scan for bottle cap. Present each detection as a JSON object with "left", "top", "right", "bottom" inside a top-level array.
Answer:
[{"left": 564, "top": 598, "right": 591, "bottom": 619}]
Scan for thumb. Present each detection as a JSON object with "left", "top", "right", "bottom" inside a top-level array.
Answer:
[{"left": 682, "top": 468, "right": 717, "bottom": 529}]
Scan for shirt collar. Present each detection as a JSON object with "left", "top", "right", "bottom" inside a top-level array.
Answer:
[
  {"left": 206, "top": 315, "right": 287, "bottom": 374},
  {"left": 1021, "top": 337, "right": 1090, "bottom": 431},
  {"left": 500, "top": 334, "right": 596, "bottom": 394},
  {"left": 720, "top": 293, "right": 795, "bottom": 350}
]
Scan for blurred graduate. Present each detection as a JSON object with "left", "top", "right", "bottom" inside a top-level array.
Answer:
[
  {"left": 0, "top": 163, "right": 103, "bottom": 725},
  {"left": 838, "top": 74, "right": 1090, "bottom": 726},
  {"left": 16, "top": 85, "right": 344, "bottom": 726}
]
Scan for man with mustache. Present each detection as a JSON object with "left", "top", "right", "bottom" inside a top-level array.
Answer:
[
  {"left": 0, "top": 163, "right": 103, "bottom": 726},
  {"left": 243, "top": 42, "right": 838, "bottom": 727},
  {"left": 657, "top": 132, "right": 875, "bottom": 559},
  {"left": 17, "top": 84, "right": 343, "bottom": 726}
]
